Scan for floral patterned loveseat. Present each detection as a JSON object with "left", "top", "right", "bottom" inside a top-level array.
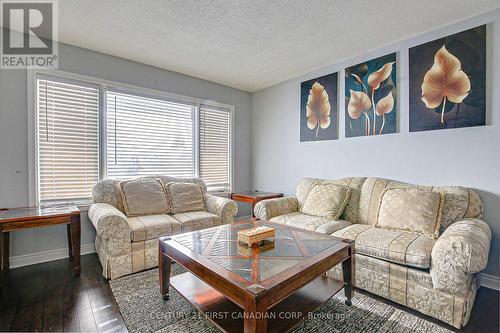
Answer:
[
  {"left": 88, "top": 176, "right": 238, "bottom": 279},
  {"left": 254, "top": 177, "right": 491, "bottom": 329}
]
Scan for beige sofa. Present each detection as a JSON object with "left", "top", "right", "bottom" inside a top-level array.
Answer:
[
  {"left": 88, "top": 176, "right": 238, "bottom": 279},
  {"left": 254, "top": 177, "right": 491, "bottom": 329}
]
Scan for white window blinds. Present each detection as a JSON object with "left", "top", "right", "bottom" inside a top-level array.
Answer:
[
  {"left": 199, "top": 105, "right": 231, "bottom": 192},
  {"left": 37, "top": 78, "right": 99, "bottom": 202},
  {"left": 106, "top": 91, "right": 195, "bottom": 179}
]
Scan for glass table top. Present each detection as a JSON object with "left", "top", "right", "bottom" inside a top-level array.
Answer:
[
  {"left": 169, "top": 221, "right": 345, "bottom": 284},
  {"left": 232, "top": 191, "right": 282, "bottom": 198},
  {"left": 0, "top": 205, "right": 80, "bottom": 222}
]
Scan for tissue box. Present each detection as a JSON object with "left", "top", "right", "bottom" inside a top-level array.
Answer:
[{"left": 237, "top": 226, "right": 275, "bottom": 246}]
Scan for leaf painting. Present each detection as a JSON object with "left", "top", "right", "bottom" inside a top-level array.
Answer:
[
  {"left": 409, "top": 25, "right": 486, "bottom": 132},
  {"left": 421, "top": 46, "right": 471, "bottom": 124},
  {"left": 376, "top": 92, "right": 394, "bottom": 135},
  {"left": 347, "top": 90, "right": 372, "bottom": 136},
  {"left": 345, "top": 53, "right": 397, "bottom": 137},
  {"left": 300, "top": 73, "right": 338, "bottom": 142},
  {"left": 306, "top": 82, "right": 331, "bottom": 138}
]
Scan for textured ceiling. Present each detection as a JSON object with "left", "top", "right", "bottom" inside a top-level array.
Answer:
[{"left": 32, "top": 1, "right": 500, "bottom": 91}]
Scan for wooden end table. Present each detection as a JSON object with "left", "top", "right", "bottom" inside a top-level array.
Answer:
[
  {"left": 159, "top": 219, "right": 354, "bottom": 333},
  {"left": 231, "top": 191, "right": 283, "bottom": 217},
  {"left": 0, "top": 205, "right": 81, "bottom": 287}
]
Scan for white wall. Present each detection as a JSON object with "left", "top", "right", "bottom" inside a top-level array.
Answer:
[
  {"left": 0, "top": 37, "right": 252, "bottom": 260},
  {"left": 251, "top": 9, "right": 500, "bottom": 278}
]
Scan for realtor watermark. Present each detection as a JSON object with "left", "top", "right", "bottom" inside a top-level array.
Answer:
[
  {"left": 152, "top": 310, "right": 347, "bottom": 321},
  {"left": 1, "top": 0, "right": 58, "bottom": 69}
]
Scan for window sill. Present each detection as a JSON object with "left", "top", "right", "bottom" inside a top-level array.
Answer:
[
  {"left": 208, "top": 191, "right": 231, "bottom": 198},
  {"left": 41, "top": 199, "right": 93, "bottom": 212}
]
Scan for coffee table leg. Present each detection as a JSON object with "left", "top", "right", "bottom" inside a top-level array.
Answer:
[
  {"left": 342, "top": 246, "right": 354, "bottom": 306},
  {"left": 159, "top": 241, "right": 172, "bottom": 300},
  {"left": 244, "top": 299, "right": 267, "bottom": 333}
]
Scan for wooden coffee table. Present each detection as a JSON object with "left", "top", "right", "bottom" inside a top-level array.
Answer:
[{"left": 159, "top": 219, "right": 354, "bottom": 333}]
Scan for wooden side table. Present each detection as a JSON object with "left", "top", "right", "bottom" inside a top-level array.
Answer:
[
  {"left": 0, "top": 205, "right": 81, "bottom": 286},
  {"left": 231, "top": 191, "right": 283, "bottom": 218}
]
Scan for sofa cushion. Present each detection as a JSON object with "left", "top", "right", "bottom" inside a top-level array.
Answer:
[
  {"left": 172, "top": 211, "right": 222, "bottom": 232},
  {"left": 120, "top": 178, "right": 170, "bottom": 217},
  {"left": 358, "top": 177, "right": 483, "bottom": 231},
  {"left": 270, "top": 212, "right": 351, "bottom": 234},
  {"left": 165, "top": 182, "right": 206, "bottom": 214},
  {"left": 332, "top": 224, "right": 436, "bottom": 269},
  {"left": 376, "top": 188, "right": 444, "bottom": 239},
  {"left": 300, "top": 183, "right": 351, "bottom": 220},
  {"left": 295, "top": 177, "right": 366, "bottom": 223},
  {"left": 127, "top": 214, "right": 182, "bottom": 241}
]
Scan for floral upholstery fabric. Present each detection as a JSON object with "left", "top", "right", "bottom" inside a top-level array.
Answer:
[
  {"left": 300, "top": 183, "right": 351, "bottom": 220},
  {"left": 325, "top": 253, "right": 477, "bottom": 329},
  {"left": 295, "top": 177, "right": 366, "bottom": 223},
  {"left": 358, "top": 177, "right": 483, "bottom": 232},
  {"left": 95, "top": 236, "right": 159, "bottom": 280},
  {"left": 251, "top": 176, "right": 490, "bottom": 329},
  {"left": 88, "top": 203, "right": 131, "bottom": 256},
  {"left": 430, "top": 218, "right": 491, "bottom": 295},
  {"left": 254, "top": 196, "right": 299, "bottom": 220},
  {"left": 90, "top": 175, "right": 238, "bottom": 280},
  {"left": 92, "top": 179, "right": 121, "bottom": 210},
  {"left": 376, "top": 188, "right": 444, "bottom": 239},
  {"left": 332, "top": 224, "right": 435, "bottom": 268},
  {"left": 172, "top": 211, "right": 222, "bottom": 231},
  {"left": 127, "top": 214, "right": 182, "bottom": 242},
  {"left": 205, "top": 194, "right": 238, "bottom": 224},
  {"left": 270, "top": 212, "right": 351, "bottom": 234}
]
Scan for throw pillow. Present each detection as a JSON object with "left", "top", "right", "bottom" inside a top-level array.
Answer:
[
  {"left": 375, "top": 188, "right": 444, "bottom": 238},
  {"left": 120, "top": 178, "right": 170, "bottom": 217},
  {"left": 165, "top": 182, "right": 206, "bottom": 214},
  {"left": 300, "top": 184, "right": 351, "bottom": 220}
]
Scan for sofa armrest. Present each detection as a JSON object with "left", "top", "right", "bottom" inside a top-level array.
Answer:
[
  {"left": 431, "top": 218, "right": 492, "bottom": 295},
  {"left": 205, "top": 194, "right": 238, "bottom": 224},
  {"left": 88, "top": 203, "right": 131, "bottom": 255},
  {"left": 254, "top": 196, "right": 299, "bottom": 220}
]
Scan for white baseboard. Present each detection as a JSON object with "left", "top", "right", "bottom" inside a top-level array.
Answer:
[
  {"left": 478, "top": 273, "right": 500, "bottom": 291},
  {"left": 9, "top": 243, "right": 95, "bottom": 269}
]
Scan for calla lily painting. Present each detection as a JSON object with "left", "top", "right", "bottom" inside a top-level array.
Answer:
[
  {"left": 300, "top": 73, "right": 338, "bottom": 141},
  {"left": 409, "top": 25, "right": 486, "bottom": 132},
  {"left": 345, "top": 53, "right": 397, "bottom": 137}
]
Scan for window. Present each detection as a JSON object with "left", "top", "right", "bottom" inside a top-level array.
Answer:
[
  {"left": 199, "top": 104, "right": 231, "bottom": 192},
  {"left": 37, "top": 78, "right": 99, "bottom": 202},
  {"left": 33, "top": 72, "right": 233, "bottom": 204},
  {"left": 106, "top": 91, "right": 195, "bottom": 179}
]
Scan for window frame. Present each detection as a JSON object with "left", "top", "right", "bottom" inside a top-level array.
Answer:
[{"left": 27, "top": 69, "right": 234, "bottom": 207}]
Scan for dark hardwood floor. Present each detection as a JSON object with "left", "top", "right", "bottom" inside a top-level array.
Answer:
[
  {"left": 0, "top": 254, "right": 126, "bottom": 332},
  {"left": 0, "top": 253, "right": 498, "bottom": 332}
]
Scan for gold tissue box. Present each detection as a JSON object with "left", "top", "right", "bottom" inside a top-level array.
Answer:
[
  {"left": 237, "top": 226, "right": 275, "bottom": 246},
  {"left": 238, "top": 240, "right": 275, "bottom": 256}
]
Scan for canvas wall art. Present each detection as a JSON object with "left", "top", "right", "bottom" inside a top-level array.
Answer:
[
  {"left": 409, "top": 25, "right": 486, "bottom": 132},
  {"left": 300, "top": 73, "right": 338, "bottom": 141},
  {"left": 345, "top": 53, "right": 397, "bottom": 137}
]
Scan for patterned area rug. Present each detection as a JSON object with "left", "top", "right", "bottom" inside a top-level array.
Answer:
[{"left": 109, "top": 265, "right": 452, "bottom": 333}]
